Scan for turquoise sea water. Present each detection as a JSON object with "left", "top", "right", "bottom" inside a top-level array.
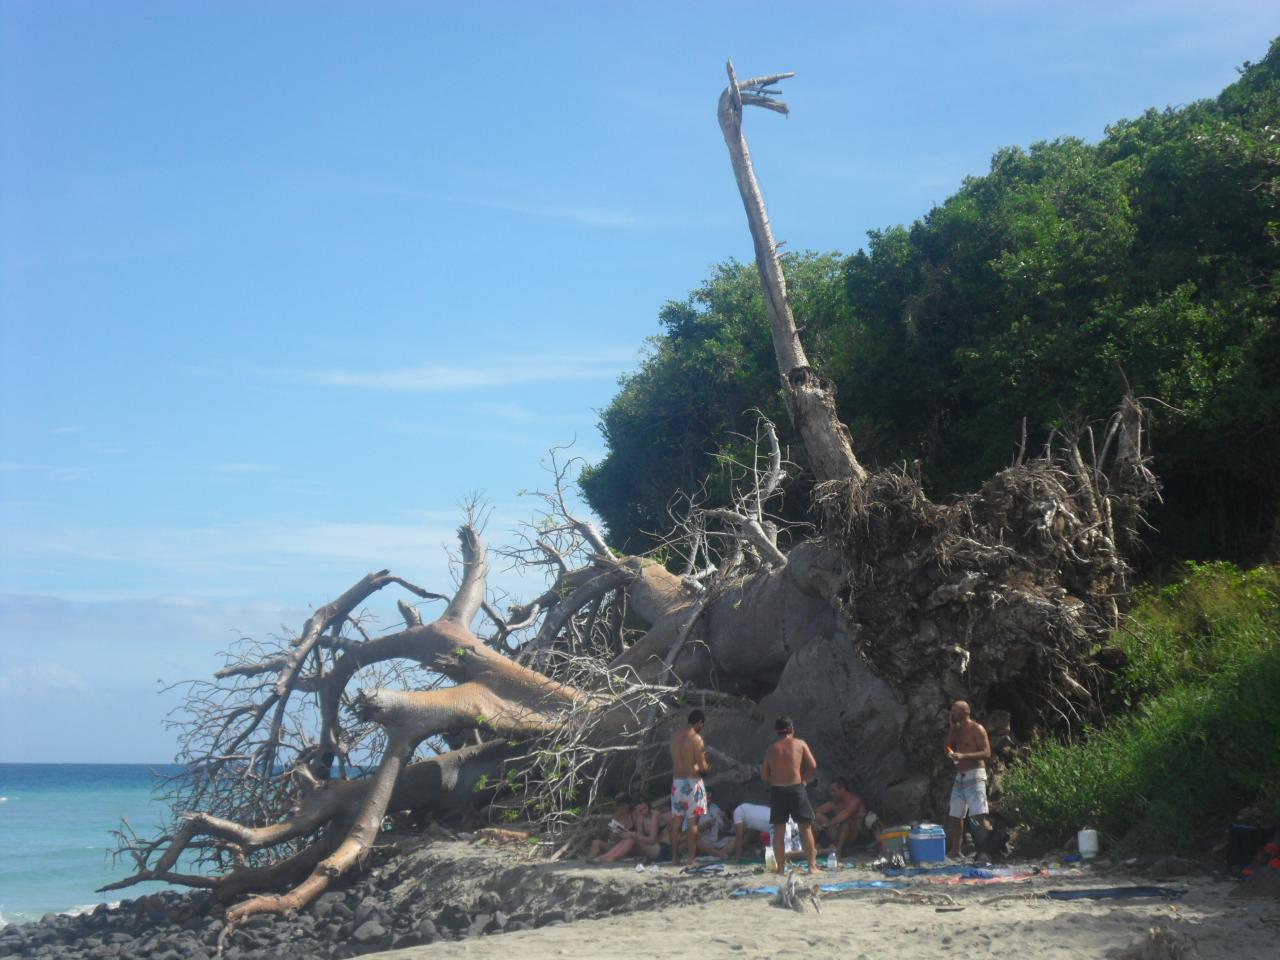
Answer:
[{"left": 0, "top": 763, "right": 187, "bottom": 926}]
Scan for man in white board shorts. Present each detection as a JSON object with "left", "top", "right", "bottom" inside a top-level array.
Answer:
[{"left": 945, "top": 700, "right": 992, "bottom": 858}]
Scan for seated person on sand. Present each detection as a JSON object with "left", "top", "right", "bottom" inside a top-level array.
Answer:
[
  {"left": 589, "top": 793, "right": 637, "bottom": 859},
  {"left": 592, "top": 798, "right": 667, "bottom": 863},
  {"left": 693, "top": 791, "right": 735, "bottom": 858},
  {"left": 813, "top": 776, "right": 867, "bottom": 857}
]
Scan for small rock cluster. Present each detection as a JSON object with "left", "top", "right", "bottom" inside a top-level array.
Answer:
[{"left": 0, "top": 884, "right": 577, "bottom": 960}]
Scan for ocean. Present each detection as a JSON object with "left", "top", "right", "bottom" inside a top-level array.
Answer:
[{"left": 0, "top": 763, "right": 188, "bottom": 926}]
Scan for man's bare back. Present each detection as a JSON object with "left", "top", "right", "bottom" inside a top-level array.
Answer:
[
  {"left": 669, "top": 711, "right": 710, "bottom": 867},
  {"left": 762, "top": 735, "right": 816, "bottom": 786},
  {"left": 761, "top": 718, "right": 818, "bottom": 873}
]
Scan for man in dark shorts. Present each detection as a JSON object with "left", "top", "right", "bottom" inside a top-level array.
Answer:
[{"left": 761, "top": 715, "right": 818, "bottom": 873}]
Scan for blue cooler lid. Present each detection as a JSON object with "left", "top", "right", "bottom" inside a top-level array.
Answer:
[{"left": 910, "top": 822, "right": 946, "bottom": 839}]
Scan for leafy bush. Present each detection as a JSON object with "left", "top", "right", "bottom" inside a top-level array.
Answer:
[
  {"left": 1108, "top": 562, "right": 1280, "bottom": 708},
  {"left": 1002, "top": 563, "right": 1280, "bottom": 851}
]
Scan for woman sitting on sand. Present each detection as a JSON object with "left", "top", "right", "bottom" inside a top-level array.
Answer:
[
  {"left": 589, "top": 794, "right": 638, "bottom": 859},
  {"left": 592, "top": 799, "right": 667, "bottom": 862}
]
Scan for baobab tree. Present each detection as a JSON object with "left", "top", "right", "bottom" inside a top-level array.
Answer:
[{"left": 106, "top": 64, "right": 1158, "bottom": 936}]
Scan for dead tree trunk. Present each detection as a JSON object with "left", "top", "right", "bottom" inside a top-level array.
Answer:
[{"left": 717, "top": 62, "right": 866, "bottom": 489}]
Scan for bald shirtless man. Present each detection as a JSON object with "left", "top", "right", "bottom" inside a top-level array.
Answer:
[
  {"left": 944, "top": 700, "right": 992, "bottom": 859},
  {"left": 761, "top": 716, "right": 818, "bottom": 873},
  {"left": 670, "top": 709, "right": 711, "bottom": 866}
]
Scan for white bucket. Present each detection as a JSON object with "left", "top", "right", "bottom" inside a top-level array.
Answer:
[{"left": 1078, "top": 828, "right": 1099, "bottom": 859}]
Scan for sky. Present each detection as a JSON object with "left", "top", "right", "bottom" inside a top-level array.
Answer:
[{"left": 2, "top": 1, "right": 1276, "bottom": 762}]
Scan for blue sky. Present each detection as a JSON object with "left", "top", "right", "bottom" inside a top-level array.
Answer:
[{"left": 2, "top": 1, "right": 1276, "bottom": 762}]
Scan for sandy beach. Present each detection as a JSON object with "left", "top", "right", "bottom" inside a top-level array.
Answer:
[
  {"left": 4, "top": 833, "right": 1278, "bottom": 960},
  {"left": 367, "top": 857, "right": 1280, "bottom": 960}
]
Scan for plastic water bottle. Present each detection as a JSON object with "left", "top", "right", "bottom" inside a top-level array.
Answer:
[{"left": 826, "top": 850, "right": 837, "bottom": 871}]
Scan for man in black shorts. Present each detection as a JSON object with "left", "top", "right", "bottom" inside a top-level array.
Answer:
[{"left": 761, "top": 716, "right": 818, "bottom": 873}]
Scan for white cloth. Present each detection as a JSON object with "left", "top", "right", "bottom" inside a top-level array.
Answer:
[
  {"left": 732, "top": 802, "right": 771, "bottom": 833},
  {"left": 770, "top": 818, "right": 801, "bottom": 853},
  {"left": 698, "top": 802, "right": 726, "bottom": 841}
]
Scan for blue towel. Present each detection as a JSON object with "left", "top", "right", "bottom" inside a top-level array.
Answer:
[{"left": 881, "top": 865, "right": 995, "bottom": 879}]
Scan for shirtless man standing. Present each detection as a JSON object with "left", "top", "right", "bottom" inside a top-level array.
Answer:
[
  {"left": 670, "top": 709, "right": 711, "bottom": 867},
  {"left": 944, "top": 700, "right": 992, "bottom": 859},
  {"left": 761, "top": 716, "right": 818, "bottom": 873}
]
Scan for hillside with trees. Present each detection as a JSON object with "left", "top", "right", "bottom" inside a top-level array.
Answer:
[{"left": 582, "top": 39, "right": 1280, "bottom": 567}]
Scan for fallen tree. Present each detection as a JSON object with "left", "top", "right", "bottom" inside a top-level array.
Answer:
[{"left": 106, "top": 63, "right": 1159, "bottom": 937}]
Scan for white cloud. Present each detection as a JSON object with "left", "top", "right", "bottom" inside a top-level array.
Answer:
[
  {"left": 448, "top": 195, "right": 647, "bottom": 229},
  {"left": 212, "top": 463, "right": 280, "bottom": 474},
  {"left": 476, "top": 402, "right": 535, "bottom": 422},
  {"left": 49, "top": 425, "right": 84, "bottom": 436},
  {"left": 0, "top": 517, "right": 451, "bottom": 568},
  {"left": 0, "top": 662, "right": 89, "bottom": 696},
  {"left": 279, "top": 353, "right": 633, "bottom": 393},
  {"left": 0, "top": 504, "right": 538, "bottom": 601},
  {"left": 1, "top": 463, "right": 91, "bottom": 481},
  {"left": 82, "top": 441, "right": 124, "bottom": 455}
]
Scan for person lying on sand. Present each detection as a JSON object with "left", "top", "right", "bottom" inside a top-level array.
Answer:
[
  {"left": 762, "top": 715, "right": 818, "bottom": 874},
  {"left": 589, "top": 794, "right": 637, "bottom": 859},
  {"left": 593, "top": 799, "right": 668, "bottom": 862},
  {"left": 813, "top": 776, "right": 867, "bottom": 857},
  {"left": 693, "top": 792, "right": 734, "bottom": 857}
]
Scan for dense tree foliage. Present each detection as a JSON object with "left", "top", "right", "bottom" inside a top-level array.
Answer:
[{"left": 582, "top": 40, "right": 1280, "bottom": 563}]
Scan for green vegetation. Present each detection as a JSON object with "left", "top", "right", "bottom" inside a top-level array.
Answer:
[
  {"left": 581, "top": 39, "right": 1280, "bottom": 564},
  {"left": 1002, "top": 563, "right": 1280, "bottom": 850}
]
